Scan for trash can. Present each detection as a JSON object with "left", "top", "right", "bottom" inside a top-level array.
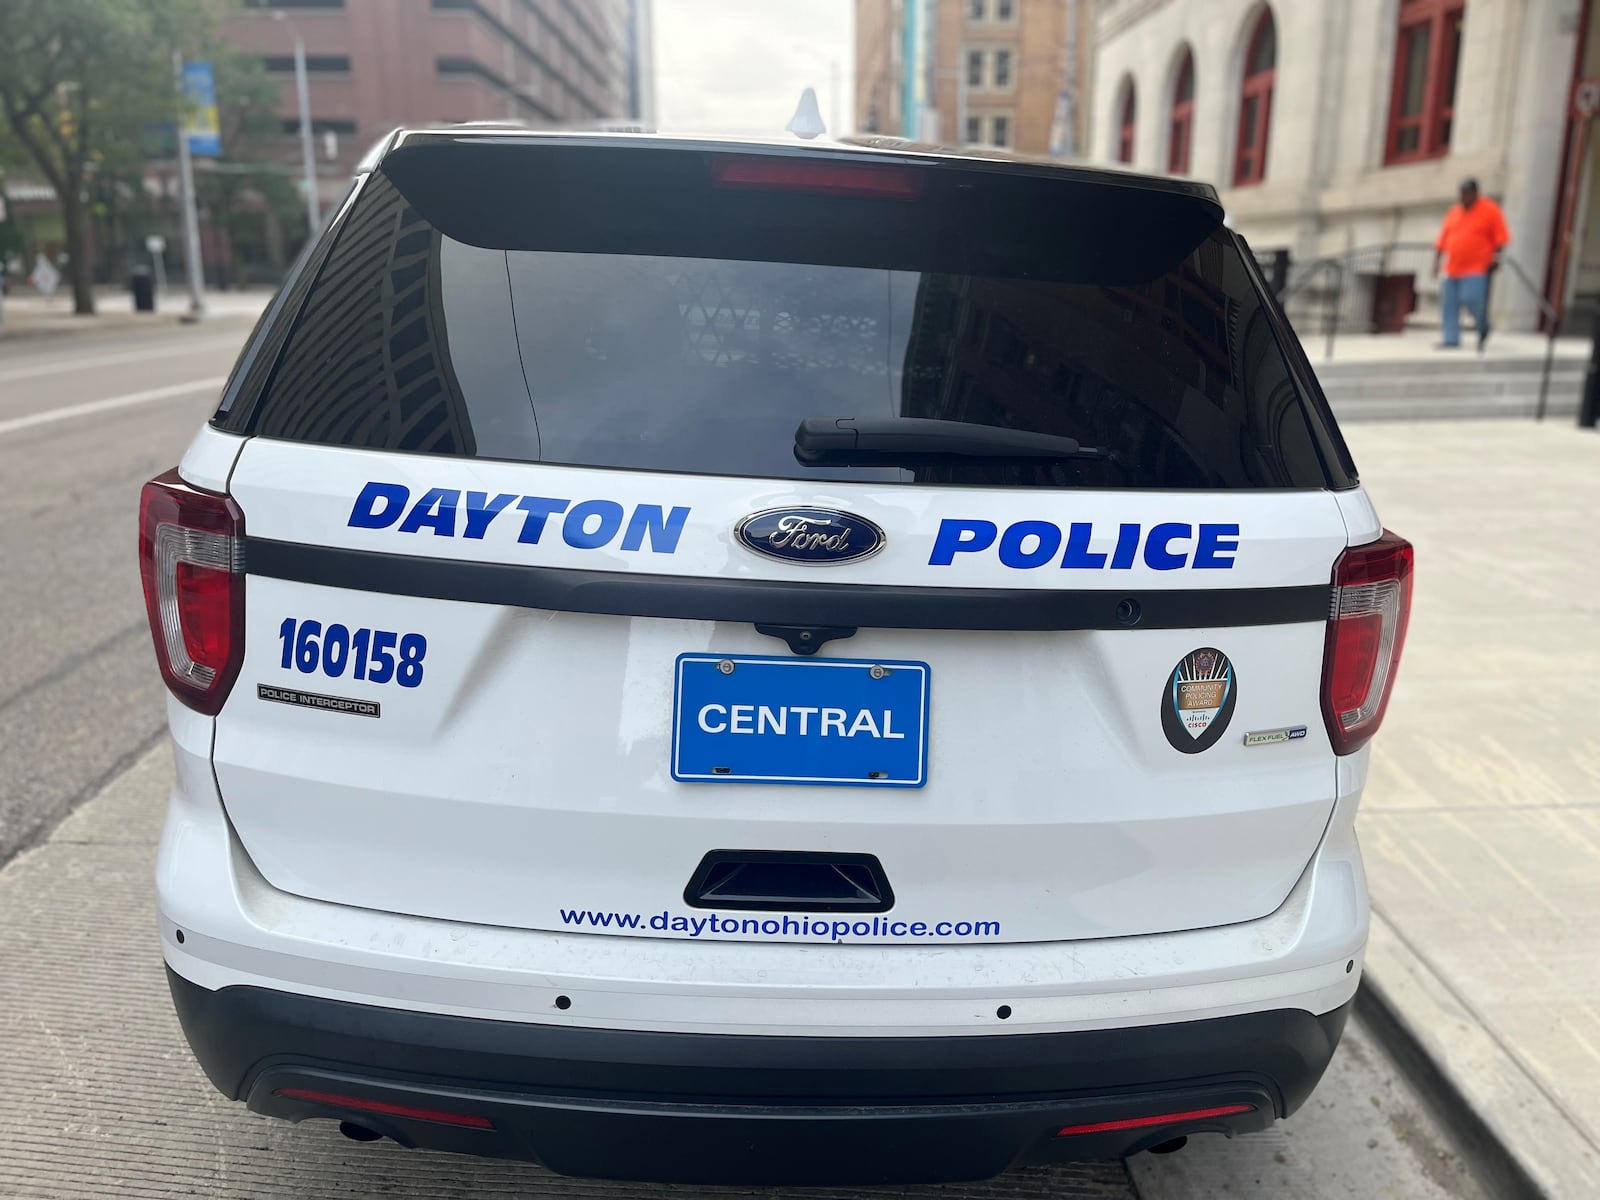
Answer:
[{"left": 131, "top": 267, "right": 156, "bottom": 313}]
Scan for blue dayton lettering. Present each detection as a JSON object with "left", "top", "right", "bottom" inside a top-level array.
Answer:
[
  {"left": 929, "top": 519, "right": 1240, "bottom": 570},
  {"left": 347, "top": 482, "right": 690, "bottom": 554}
]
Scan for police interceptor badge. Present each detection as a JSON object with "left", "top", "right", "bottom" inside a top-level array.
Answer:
[{"left": 1161, "top": 648, "right": 1236, "bottom": 753}]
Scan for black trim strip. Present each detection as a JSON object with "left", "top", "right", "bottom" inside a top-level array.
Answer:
[{"left": 244, "top": 538, "right": 1330, "bottom": 631}]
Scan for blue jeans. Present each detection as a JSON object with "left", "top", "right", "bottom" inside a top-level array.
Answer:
[{"left": 1440, "top": 273, "right": 1488, "bottom": 346}]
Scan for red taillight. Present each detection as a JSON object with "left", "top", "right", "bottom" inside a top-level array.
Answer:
[
  {"left": 710, "top": 156, "right": 925, "bottom": 200},
  {"left": 1056, "top": 1102, "right": 1256, "bottom": 1137},
  {"left": 273, "top": 1088, "right": 494, "bottom": 1130},
  {"left": 139, "top": 469, "right": 245, "bottom": 715},
  {"left": 1321, "top": 530, "right": 1413, "bottom": 755}
]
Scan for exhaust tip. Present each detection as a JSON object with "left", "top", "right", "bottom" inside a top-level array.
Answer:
[
  {"left": 339, "top": 1120, "right": 384, "bottom": 1143},
  {"left": 1147, "top": 1135, "right": 1189, "bottom": 1155}
]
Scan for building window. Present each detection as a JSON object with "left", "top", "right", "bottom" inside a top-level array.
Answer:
[
  {"left": 993, "top": 50, "right": 1012, "bottom": 89},
  {"left": 967, "top": 49, "right": 984, "bottom": 87},
  {"left": 263, "top": 55, "right": 351, "bottom": 73},
  {"left": 281, "top": 117, "right": 356, "bottom": 135},
  {"left": 1233, "top": 8, "right": 1276, "bottom": 186},
  {"left": 967, "top": 0, "right": 985, "bottom": 19},
  {"left": 992, "top": 115, "right": 1010, "bottom": 147},
  {"left": 966, "top": 115, "right": 982, "bottom": 143},
  {"left": 1116, "top": 78, "right": 1136, "bottom": 164},
  {"left": 996, "top": 0, "right": 1015, "bottom": 20},
  {"left": 1384, "top": 0, "right": 1465, "bottom": 163},
  {"left": 1168, "top": 49, "right": 1194, "bottom": 174}
]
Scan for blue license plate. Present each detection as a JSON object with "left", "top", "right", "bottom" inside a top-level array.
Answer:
[{"left": 671, "top": 654, "right": 930, "bottom": 788}]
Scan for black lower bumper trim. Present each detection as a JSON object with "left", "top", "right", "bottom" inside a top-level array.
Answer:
[{"left": 167, "top": 967, "right": 1348, "bottom": 1184}]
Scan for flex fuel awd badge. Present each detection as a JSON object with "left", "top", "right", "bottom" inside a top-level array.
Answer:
[{"left": 1161, "top": 648, "right": 1235, "bottom": 754}]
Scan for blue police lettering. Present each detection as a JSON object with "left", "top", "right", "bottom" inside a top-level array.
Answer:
[
  {"left": 347, "top": 482, "right": 690, "bottom": 553},
  {"left": 929, "top": 518, "right": 1239, "bottom": 569}
]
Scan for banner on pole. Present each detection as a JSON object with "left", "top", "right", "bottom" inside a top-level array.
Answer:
[{"left": 181, "top": 61, "right": 221, "bottom": 157}]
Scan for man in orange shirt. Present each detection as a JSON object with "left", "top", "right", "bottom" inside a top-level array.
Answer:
[{"left": 1433, "top": 178, "right": 1511, "bottom": 350}]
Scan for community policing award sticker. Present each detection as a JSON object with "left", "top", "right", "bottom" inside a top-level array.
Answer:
[{"left": 1161, "top": 647, "right": 1236, "bottom": 754}]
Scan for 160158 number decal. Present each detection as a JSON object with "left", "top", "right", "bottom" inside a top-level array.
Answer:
[{"left": 277, "top": 618, "right": 427, "bottom": 688}]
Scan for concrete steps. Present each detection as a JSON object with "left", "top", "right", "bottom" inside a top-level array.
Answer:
[{"left": 1309, "top": 356, "right": 1585, "bottom": 421}]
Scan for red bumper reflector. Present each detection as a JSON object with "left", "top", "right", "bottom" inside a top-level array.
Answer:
[
  {"left": 274, "top": 1087, "right": 494, "bottom": 1130},
  {"left": 1056, "top": 1102, "right": 1256, "bottom": 1137}
]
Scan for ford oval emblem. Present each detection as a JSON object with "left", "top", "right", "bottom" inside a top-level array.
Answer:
[{"left": 734, "top": 507, "right": 886, "bottom": 565}]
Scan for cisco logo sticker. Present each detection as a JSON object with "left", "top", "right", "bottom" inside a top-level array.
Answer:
[{"left": 735, "top": 507, "right": 886, "bottom": 565}]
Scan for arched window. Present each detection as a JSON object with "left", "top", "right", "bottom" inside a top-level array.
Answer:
[
  {"left": 1384, "top": 0, "right": 1465, "bottom": 163},
  {"left": 1168, "top": 49, "right": 1195, "bottom": 174},
  {"left": 1116, "top": 79, "right": 1137, "bottom": 164},
  {"left": 1234, "top": 9, "right": 1276, "bottom": 186}
]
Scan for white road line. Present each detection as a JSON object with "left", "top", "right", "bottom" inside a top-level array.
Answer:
[
  {"left": 0, "top": 338, "right": 242, "bottom": 384},
  {"left": 0, "top": 377, "right": 226, "bottom": 438}
]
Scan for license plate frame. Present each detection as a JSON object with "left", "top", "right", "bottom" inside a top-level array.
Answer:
[{"left": 671, "top": 653, "right": 930, "bottom": 788}]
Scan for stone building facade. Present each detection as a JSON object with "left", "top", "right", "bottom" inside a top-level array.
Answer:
[{"left": 1090, "top": 0, "right": 1580, "bottom": 331}]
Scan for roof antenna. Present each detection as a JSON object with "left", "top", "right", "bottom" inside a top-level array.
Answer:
[{"left": 786, "top": 87, "right": 826, "bottom": 140}]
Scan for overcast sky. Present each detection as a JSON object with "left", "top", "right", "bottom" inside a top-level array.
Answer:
[{"left": 652, "top": 0, "right": 855, "bottom": 136}]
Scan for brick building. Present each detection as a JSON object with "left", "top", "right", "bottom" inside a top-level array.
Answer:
[
  {"left": 229, "top": 0, "right": 651, "bottom": 215},
  {"left": 855, "top": 0, "right": 1094, "bottom": 157}
]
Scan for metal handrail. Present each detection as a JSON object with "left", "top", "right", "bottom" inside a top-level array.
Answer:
[{"left": 1270, "top": 242, "right": 1562, "bottom": 419}]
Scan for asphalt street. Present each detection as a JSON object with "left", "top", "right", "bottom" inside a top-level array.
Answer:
[
  {"left": 0, "top": 320, "right": 1492, "bottom": 1198},
  {"left": 0, "top": 326, "right": 244, "bottom": 868}
]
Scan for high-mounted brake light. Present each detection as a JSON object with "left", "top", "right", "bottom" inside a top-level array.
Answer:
[
  {"left": 1321, "top": 530, "right": 1413, "bottom": 755},
  {"left": 710, "top": 156, "right": 925, "bottom": 200},
  {"left": 139, "top": 469, "right": 245, "bottom": 715}
]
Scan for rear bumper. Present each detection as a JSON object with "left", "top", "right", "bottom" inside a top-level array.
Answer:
[
  {"left": 168, "top": 966, "right": 1348, "bottom": 1183},
  {"left": 156, "top": 701, "right": 1369, "bottom": 1038}
]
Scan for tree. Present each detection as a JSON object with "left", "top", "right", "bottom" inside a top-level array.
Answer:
[
  {"left": 0, "top": 0, "right": 216, "bottom": 314},
  {"left": 0, "top": 128, "right": 27, "bottom": 272}
]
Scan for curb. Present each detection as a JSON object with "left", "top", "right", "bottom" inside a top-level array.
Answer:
[
  {"left": 0, "top": 312, "right": 260, "bottom": 344},
  {"left": 1359, "top": 908, "right": 1600, "bottom": 1200}
]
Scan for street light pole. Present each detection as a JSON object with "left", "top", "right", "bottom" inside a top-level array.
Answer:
[
  {"left": 173, "top": 50, "right": 207, "bottom": 321},
  {"left": 274, "top": 11, "right": 321, "bottom": 233},
  {"left": 292, "top": 34, "right": 321, "bottom": 232},
  {"left": 956, "top": 43, "right": 968, "bottom": 143}
]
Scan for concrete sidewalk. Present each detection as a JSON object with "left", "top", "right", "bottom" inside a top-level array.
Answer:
[
  {"left": 0, "top": 287, "right": 270, "bottom": 342},
  {"left": 0, "top": 748, "right": 1491, "bottom": 1199},
  {"left": 1347, "top": 418, "right": 1600, "bottom": 1197}
]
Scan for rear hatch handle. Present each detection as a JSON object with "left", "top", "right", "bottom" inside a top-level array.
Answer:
[{"left": 794, "top": 416, "right": 1112, "bottom": 467}]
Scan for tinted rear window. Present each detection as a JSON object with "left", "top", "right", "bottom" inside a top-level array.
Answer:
[{"left": 218, "top": 141, "right": 1340, "bottom": 490}]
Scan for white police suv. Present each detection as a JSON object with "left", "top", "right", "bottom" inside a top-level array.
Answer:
[{"left": 139, "top": 128, "right": 1412, "bottom": 1185}]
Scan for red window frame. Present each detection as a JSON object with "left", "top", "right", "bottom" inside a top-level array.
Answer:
[
  {"left": 1384, "top": 0, "right": 1465, "bottom": 164},
  {"left": 1168, "top": 50, "right": 1195, "bottom": 174},
  {"left": 1117, "top": 81, "right": 1137, "bottom": 164},
  {"left": 1233, "top": 10, "right": 1275, "bottom": 187}
]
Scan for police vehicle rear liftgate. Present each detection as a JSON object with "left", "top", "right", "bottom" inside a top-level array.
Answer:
[{"left": 143, "top": 131, "right": 1410, "bottom": 1182}]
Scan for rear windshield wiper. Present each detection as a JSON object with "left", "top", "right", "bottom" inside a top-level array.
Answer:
[{"left": 794, "top": 417, "right": 1111, "bottom": 467}]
